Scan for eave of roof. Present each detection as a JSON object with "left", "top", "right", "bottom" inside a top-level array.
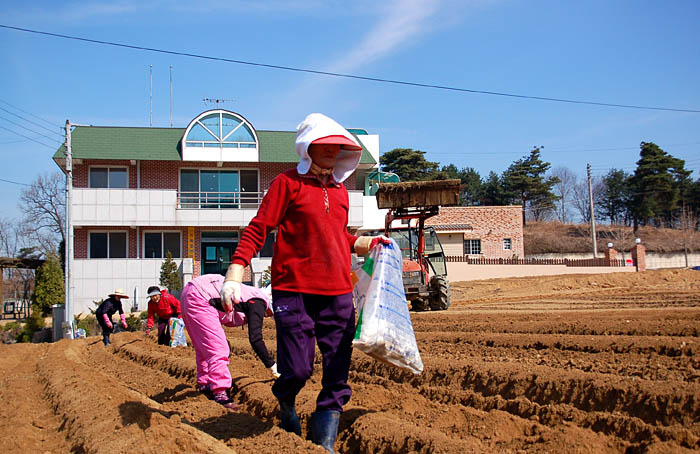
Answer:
[{"left": 52, "top": 126, "right": 376, "bottom": 165}]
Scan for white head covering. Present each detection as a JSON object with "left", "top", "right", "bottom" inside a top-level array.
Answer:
[{"left": 295, "top": 113, "right": 363, "bottom": 183}]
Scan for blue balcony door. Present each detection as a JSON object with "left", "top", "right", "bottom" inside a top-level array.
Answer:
[{"left": 200, "top": 170, "right": 239, "bottom": 209}]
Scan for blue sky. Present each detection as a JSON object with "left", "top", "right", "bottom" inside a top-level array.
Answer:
[{"left": 1, "top": 0, "right": 699, "bottom": 220}]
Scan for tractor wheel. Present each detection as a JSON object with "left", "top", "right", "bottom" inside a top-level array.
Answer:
[
  {"left": 429, "top": 276, "right": 452, "bottom": 311},
  {"left": 411, "top": 298, "right": 429, "bottom": 312}
]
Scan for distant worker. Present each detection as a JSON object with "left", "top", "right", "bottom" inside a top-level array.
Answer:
[
  {"left": 220, "top": 113, "right": 390, "bottom": 453},
  {"left": 180, "top": 273, "right": 277, "bottom": 410},
  {"left": 145, "top": 285, "right": 182, "bottom": 345},
  {"left": 95, "top": 288, "right": 129, "bottom": 346}
]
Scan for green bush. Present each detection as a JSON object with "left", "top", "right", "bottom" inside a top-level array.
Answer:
[
  {"left": 32, "top": 253, "right": 65, "bottom": 316},
  {"left": 0, "top": 322, "right": 23, "bottom": 344},
  {"left": 16, "top": 305, "right": 45, "bottom": 343},
  {"left": 160, "top": 251, "right": 182, "bottom": 292},
  {"left": 75, "top": 314, "right": 99, "bottom": 336}
]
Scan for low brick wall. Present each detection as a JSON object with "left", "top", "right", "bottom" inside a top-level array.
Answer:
[{"left": 447, "top": 262, "right": 636, "bottom": 282}]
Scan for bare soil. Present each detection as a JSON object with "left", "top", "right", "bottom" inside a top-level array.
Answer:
[{"left": 1, "top": 268, "right": 699, "bottom": 453}]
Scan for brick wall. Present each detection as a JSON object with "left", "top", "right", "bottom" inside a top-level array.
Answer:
[
  {"left": 428, "top": 206, "right": 524, "bottom": 259},
  {"left": 74, "top": 160, "right": 359, "bottom": 191}
]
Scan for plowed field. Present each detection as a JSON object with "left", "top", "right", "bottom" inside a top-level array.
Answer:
[{"left": 1, "top": 268, "right": 699, "bottom": 453}]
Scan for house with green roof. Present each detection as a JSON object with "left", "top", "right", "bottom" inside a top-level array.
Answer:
[{"left": 53, "top": 109, "right": 384, "bottom": 314}]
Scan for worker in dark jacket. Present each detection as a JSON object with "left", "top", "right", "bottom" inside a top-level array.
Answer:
[
  {"left": 95, "top": 288, "right": 129, "bottom": 346},
  {"left": 145, "top": 286, "right": 182, "bottom": 345}
]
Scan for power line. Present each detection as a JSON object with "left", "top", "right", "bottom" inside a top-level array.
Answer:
[
  {"left": 0, "top": 106, "right": 63, "bottom": 138},
  {"left": 0, "top": 98, "right": 58, "bottom": 129},
  {"left": 0, "top": 125, "right": 58, "bottom": 150},
  {"left": 0, "top": 114, "right": 63, "bottom": 145},
  {"left": 2, "top": 23, "right": 700, "bottom": 114},
  {"left": 0, "top": 176, "right": 30, "bottom": 186}
]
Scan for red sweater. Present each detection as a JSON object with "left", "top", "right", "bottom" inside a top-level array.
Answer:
[
  {"left": 146, "top": 290, "right": 181, "bottom": 329},
  {"left": 233, "top": 169, "right": 358, "bottom": 295}
]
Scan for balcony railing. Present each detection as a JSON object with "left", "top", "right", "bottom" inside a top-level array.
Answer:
[{"left": 177, "top": 191, "right": 263, "bottom": 209}]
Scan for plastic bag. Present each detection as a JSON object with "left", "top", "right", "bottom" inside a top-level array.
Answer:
[
  {"left": 169, "top": 317, "right": 187, "bottom": 348},
  {"left": 352, "top": 239, "right": 424, "bottom": 374}
]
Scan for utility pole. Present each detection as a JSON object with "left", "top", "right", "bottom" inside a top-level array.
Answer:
[
  {"left": 587, "top": 163, "right": 597, "bottom": 258},
  {"left": 682, "top": 198, "right": 689, "bottom": 267},
  {"left": 64, "top": 120, "right": 74, "bottom": 339}
]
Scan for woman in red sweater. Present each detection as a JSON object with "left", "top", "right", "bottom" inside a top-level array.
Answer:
[
  {"left": 145, "top": 285, "right": 182, "bottom": 345},
  {"left": 220, "top": 113, "right": 388, "bottom": 454}
]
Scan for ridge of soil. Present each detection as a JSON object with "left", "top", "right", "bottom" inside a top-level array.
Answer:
[{"left": 1, "top": 268, "right": 699, "bottom": 453}]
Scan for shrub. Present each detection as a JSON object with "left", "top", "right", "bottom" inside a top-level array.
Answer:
[
  {"left": 32, "top": 253, "right": 65, "bottom": 316},
  {"left": 16, "top": 305, "right": 45, "bottom": 343},
  {"left": 160, "top": 251, "right": 182, "bottom": 292}
]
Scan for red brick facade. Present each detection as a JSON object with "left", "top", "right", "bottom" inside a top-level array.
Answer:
[{"left": 427, "top": 206, "right": 524, "bottom": 259}]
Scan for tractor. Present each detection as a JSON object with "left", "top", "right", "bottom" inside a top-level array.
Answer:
[{"left": 374, "top": 180, "right": 460, "bottom": 311}]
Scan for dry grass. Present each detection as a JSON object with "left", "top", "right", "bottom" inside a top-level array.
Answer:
[{"left": 524, "top": 221, "right": 700, "bottom": 254}]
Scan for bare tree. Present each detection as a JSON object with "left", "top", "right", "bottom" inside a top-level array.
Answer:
[
  {"left": 572, "top": 176, "right": 604, "bottom": 223},
  {"left": 550, "top": 166, "right": 577, "bottom": 223},
  {"left": 19, "top": 172, "right": 65, "bottom": 251},
  {"left": 0, "top": 217, "right": 36, "bottom": 303}
]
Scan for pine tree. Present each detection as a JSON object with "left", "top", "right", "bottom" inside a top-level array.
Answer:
[
  {"left": 32, "top": 253, "right": 65, "bottom": 316},
  {"left": 159, "top": 251, "right": 182, "bottom": 292}
]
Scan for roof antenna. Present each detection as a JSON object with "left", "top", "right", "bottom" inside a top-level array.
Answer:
[
  {"left": 203, "top": 98, "right": 235, "bottom": 107},
  {"left": 149, "top": 64, "right": 153, "bottom": 127},
  {"left": 170, "top": 65, "right": 174, "bottom": 128}
]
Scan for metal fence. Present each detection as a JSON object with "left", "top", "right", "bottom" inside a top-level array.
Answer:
[
  {"left": 176, "top": 191, "right": 263, "bottom": 209},
  {"left": 445, "top": 256, "right": 627, "bottom": 267}
]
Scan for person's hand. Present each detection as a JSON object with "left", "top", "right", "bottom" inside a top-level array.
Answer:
[
  {"left": 220, "top": 281, "right": 241, "bottom": 312},
  {"left": 122, "top": 321, "right": 128, "bottom": 329},
  {"left": 105, "top": 320, "right": 113, "bottom": 329},
  {"left": 221, "top": 263, "right": 244, "bottom": 311},
  {"left": 269, "top": 363, "right": 281, "bottom": 379},
  {"left": 369, "top": 235, "right": 392, "bottom": 250},
  {"left": 145, "top": 328, "right": 151, "bottom": 336},
  {"left": 354, "top": 235, "right": 392, "bottom": 255}
]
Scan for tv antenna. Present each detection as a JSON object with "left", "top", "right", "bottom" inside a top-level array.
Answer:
[{"left": 203, "top": 98, "right": 235, "bottom": 107}]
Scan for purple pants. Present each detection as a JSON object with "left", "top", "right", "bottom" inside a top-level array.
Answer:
[{"left": 271, "top": 290, "right": 355, "bottom": 412}]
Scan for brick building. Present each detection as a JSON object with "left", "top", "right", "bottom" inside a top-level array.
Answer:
[
  {"left": 426, "top": 206, "right": 524, "bottom": 259},
  {"left": 53, "top": 109, "right": 522, "bottom": 314}
]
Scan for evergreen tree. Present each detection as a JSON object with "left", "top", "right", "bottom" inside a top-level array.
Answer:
[
  {"left": 480, "top": 171, "right": 508, "bottom": 206},
  {"left": 501, "top": 147, "right": 560, "bottom": 226},
  {"left": 32, "top": 253, "right": 64, "bottom": 316},
  {"left": 598, "top": 169, "right": 632, "bottom": 225},
  {"left": 380, "top": 148, "right": 440, "bottom": 181},
  {"left": 628, "top": 142, "right": 690, "bottom": 228},
  {"left": 159, "top": 251, "right": 182, "bottom": 292},
  {"left": 440, "top": 164, "right": 483, "bottom": 205}
]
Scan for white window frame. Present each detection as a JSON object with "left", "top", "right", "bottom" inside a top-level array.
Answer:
[
  {"left": 464, "top": 238, "right": 482, "bottom": 255},
  {"left": 142, "top": 230, "right": 182, "bottom": 259},
  {"left": 88, "top": 230, "right": 128, "bottom": 259},
  {"left": 88, "top": 165, "right": 129, "bottom": 189},
  {"left": 503, "top": 238, "right": 512, "bottom": 250}
]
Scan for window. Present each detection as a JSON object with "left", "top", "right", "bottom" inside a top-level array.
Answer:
[
  {"left": 464, "top": 239, "right": 481, "bottom": 255},
  {"left": 144, "top": 232, "right": 181, "bottom": 258},
  {"left": 503, "top": 238, "right": 512, "bottom": 250},
  {"left": 89, "top": 232, "right": 127, "bottom": 258},
  {"left": 179, "top": 169, "right": 259, "bottom": 209},
  {"left": 184, "top": 111, "right": 257, "bottom": 149},
  {"left": 89, "top": 167, "right": 127, "bottom": 188}
]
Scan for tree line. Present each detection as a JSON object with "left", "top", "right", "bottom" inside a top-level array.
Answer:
[{"left": 379, "top": 142, "right": 700, "bottom": 230}]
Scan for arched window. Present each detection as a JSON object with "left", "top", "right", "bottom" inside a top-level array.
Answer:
[{"left": 182, "top": 110, "right": 258, "bottom": 162}]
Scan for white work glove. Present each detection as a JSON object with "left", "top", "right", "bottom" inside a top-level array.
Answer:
[
  {"left": 221, "top": 263, "right": 244, "bottom": 311},
  {"left": 269, "top": 363, "right": 281, "bottom": 379}
]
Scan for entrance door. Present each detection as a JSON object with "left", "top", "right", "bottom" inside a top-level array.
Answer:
[{"left": 202, "top": 242, "right": 236, "bottom": 276}]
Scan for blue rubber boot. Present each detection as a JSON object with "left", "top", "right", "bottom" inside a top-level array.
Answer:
[
  {"left": 279, "top": 401, "right": 301, "bottom": 436},
  {"left": 311, "top": 410, "right": 340, "bottom": 454}
]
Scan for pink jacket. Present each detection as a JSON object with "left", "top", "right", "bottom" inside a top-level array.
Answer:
[{"left": 186, "top": 274, "right": 272, "bottom": 327}]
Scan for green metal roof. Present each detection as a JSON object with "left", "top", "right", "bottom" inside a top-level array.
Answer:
[{"left": 53, "top": 126, "right": 376, "bottom": 165}]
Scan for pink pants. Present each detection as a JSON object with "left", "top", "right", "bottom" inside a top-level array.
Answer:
[{"left": 180, "top": 281, "right": 231, "bottom": 393}]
